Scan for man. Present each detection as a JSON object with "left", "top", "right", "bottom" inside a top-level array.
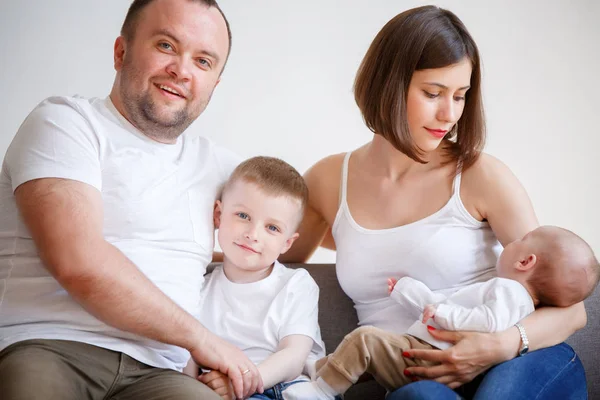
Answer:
[{"left": 0, "top": 0, "right": 262, "bottom": 399}]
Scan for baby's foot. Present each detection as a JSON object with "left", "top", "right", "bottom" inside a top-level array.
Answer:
[{"left": 282, "top": 378, "right": 338, "bottom": 400}]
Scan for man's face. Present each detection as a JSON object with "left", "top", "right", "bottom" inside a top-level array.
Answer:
[{"left": 112, "top": 0, "right": 230, "bottom": 143}]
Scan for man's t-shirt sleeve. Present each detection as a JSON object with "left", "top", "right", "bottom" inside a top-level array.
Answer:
[{"left": 5, "top": 96, "right": 102, "bottom": 192}]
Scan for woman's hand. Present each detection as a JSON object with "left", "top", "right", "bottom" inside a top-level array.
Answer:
[{"left": 403, "top": 327, "right": 520, "bottom": 389}]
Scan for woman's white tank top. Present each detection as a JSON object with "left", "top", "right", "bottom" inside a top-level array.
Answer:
[{"left": 332, "top": 152, "right": 503, "bottom": 334}]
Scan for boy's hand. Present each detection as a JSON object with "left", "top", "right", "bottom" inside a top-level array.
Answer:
[
  {"left": 422, "top": 304, "right": 437, "bottom": 324},
  {"left": 387, "top": 278, "right": 398, "bottom": 295},
  {"left": 199, "top": 370, "right": 235, "bottom": 400}
]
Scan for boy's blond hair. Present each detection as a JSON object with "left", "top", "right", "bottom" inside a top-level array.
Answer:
[
  {"left": 222, "top": 156, "right": 308, "bottom": 219},
  {"left": 528, "top": 226, "right": 600, "bottom": 307}
]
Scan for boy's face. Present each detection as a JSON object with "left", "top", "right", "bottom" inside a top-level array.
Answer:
[{"left": 215, "top": 180, "right": 301, "bottom": 272}]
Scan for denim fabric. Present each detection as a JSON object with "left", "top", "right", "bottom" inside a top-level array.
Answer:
[
  {"left": 386, "top": 343, "right": 587, "bottom": 400},
  {"left": 249, "top": 380, "right": 307, "bottom": 400}
]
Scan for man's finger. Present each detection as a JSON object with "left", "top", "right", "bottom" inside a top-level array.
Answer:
[{"left": 228, "top": 368, "right": 243, "bottom": 400}]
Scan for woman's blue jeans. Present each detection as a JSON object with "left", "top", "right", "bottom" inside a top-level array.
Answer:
[{"left": 386, "top": 343, "right": 587, "bottom": 400}]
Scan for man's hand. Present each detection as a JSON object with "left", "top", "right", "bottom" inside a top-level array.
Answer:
[
  {"left": 199, "top": 370, "right": 234, "bottom": 400},
  {"left": 422, "top": 304, "right": 437, "bottom": 324},
  {"left": 190, "top": 331, "right": 263, "bottom": 399},
  {"left": 387, "top": 278, "right": 398, "bottom": 295}
]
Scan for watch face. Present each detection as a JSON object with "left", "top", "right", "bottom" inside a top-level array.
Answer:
[{"left": 519, "top": 347, "right": 529, "bottom": 356}]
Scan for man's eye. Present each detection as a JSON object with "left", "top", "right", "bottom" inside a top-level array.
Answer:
[{"left": 159, "top": 42, "right": 173, "bottom": 50}]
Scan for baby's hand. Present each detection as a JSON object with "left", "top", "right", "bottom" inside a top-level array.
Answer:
[
  {"left": 199, "top": 370, "right": 234, "bottom": 400},
  {"left": 422, "top": 304, "right": 437, "bottom": 324},
  {"left": 387, "top": 278, "right": 398, "bottom": 295}
]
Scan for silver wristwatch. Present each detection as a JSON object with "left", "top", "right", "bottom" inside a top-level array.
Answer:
[{"left": 515, "top": 322, "right": 529, "bottom": 356}]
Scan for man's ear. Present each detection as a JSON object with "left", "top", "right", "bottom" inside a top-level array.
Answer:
[
  {"left": 114, "top": 36, "right": 126, "bottom": 71},
  {"left": 515, "top": 254, "right": 537, "bottom": 271},
  {"left": 280, "top": 232, "right": 300, "bottom": 255},
  {"left": 213, "top": 200, "right": 222, "bottom": 229}
]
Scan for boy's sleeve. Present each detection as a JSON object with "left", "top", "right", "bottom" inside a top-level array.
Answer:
[
  {"left": 5, "top": 96, "right": 102, "bottom": 192},
  {"left": 278, "top": 270, "right": 324, "bottom": 355},
  {"left": 434, "top": 280, "right": 535, "bottom": 332}
]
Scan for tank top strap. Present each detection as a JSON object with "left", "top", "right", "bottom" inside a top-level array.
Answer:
[
  {"left": 338, "top": 152, "right": 352, "bottom": 207},
  {"left": 451, "top": 167, "right": 463, "bottom": 197}
]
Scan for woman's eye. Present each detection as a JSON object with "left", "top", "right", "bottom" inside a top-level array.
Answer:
[
  {"left": 454, "top": 95, "right": 466, "bottom": 102},
  {"left": 423, "top": 91, "right": 439, "bottom": 99}
]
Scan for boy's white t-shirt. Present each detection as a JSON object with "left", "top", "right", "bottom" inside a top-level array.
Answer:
[
  {"left": 0, "top": 96, "right": 240, "bottom": 371},
  {"left": 198, "top": 261, "right": 326, "bottom": 379}
]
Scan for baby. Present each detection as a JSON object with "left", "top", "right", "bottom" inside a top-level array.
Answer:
[
  {"left": 284, "top": 225, "right": 599, "bottom": 399},
  {"left": 188, "top": 156, "right": 325, "bottom": 400}
]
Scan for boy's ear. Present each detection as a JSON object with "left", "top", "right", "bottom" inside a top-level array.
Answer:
[
  {"left": 279, "top": 232, "right": 300, "bottom": 255},
  {"left": 515, "top": 254, "right": 537, "bottom": 271},
  {"left": 213, "top": 200, "right": 222, "bottom": 229}
]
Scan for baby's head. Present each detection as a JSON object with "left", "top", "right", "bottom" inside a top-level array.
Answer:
[
  {"left": 215, "top": 156, "right": 308, "bottom": 274},
  {"left": 497, "top": 226, "right": 599, "bottom": 307}
]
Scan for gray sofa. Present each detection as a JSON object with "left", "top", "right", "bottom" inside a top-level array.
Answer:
[{"left": 296, "top": 263, "right": 600, "bottom": 400}]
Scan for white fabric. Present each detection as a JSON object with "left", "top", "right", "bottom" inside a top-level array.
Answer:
[
  {"left": 332, "top": 152, "right": 503, "bottom": 334},
  {"left": 391, "top": 277, "right": 535, "bottom": 349},
  {"left": 198, "top": 261, "right": 326, "bottom": 380},
  {"left": 0, "top": 95, "right": 240, "bottom": 371}
]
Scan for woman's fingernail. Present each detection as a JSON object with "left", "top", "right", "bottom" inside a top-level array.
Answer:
[
  {"left": 427, "top": 325, "right": 436, "bottom": 331},
  {"left": 403, "top": 369, "right": 411, "bottom": 377},
  {"left": 402, "top": 351, "right": 411, "bottom": 358}
]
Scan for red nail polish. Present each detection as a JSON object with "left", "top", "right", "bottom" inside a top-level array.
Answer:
[
  {"left": 403, "top": 369, "right": 411, "bottom": 377},
  {"left": 402, "top": 351, "right": 411, "bottom": 358},
  {"left": 427, "top": 325, "right": 436, "bottom": 331}
]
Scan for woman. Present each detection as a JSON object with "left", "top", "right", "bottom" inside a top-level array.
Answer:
[{"left": 282, "top": 5, "right": 587, "bottom": 399}]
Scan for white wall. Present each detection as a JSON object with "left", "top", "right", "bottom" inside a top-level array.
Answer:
[{"left": 1, "top": 0, "right": 598, "bottom": 262}]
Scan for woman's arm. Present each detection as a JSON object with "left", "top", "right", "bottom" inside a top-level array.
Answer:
[
  {"left": 472, "top": 154, "right": 587, "bottom": 345},
  {"left": 404, "top": 154, "right": 586, "bottom": 387},
  {"left": 280, "top": 154, "right": 344, "bottom": 262}
]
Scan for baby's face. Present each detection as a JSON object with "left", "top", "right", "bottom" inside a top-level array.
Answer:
[{"left": 216, "top": 180, "right": 301, "bottom": 272}]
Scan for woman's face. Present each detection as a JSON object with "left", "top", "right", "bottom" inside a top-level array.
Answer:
[{"left": 406, "top": 58, "right": 473, "bottom": 153}]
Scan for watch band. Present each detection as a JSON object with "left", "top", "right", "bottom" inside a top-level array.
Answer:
[{"left": 515, "top": 322, "right": 529, "bottom": 356}]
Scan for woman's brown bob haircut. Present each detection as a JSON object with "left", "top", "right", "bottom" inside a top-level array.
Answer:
[{"left": 354, "top": 6, "right": 485, "bottom": 171}]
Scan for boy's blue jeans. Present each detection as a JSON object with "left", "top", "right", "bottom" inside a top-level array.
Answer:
[
  {"left": 386, "top": 342, "right": 587, "bottom": 400},
  {"left": 249, "top": 380, "right": 306, "bottom": 400}
]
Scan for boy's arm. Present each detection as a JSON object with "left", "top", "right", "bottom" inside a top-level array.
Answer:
[
  {"left": 433, "top": 283, "right": 535, "bottom": 332},
  {"left": 257, "top": 334, "right": 314, "bottom": 389}
]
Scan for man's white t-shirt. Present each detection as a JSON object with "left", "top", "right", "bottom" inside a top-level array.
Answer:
[
  {"left": 198, "top": 261, "right": 326, "bottom": 380},
  {"left": 0, "top": 96, "right": 240, "bottom": 371}
]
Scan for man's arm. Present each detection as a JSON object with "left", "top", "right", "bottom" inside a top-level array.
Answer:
[
  {"left": 15, "top": 177, "right": 261, "bottom": 399},
  {"left": 257, "top": 335, "right": 314, "bottom": 389}
]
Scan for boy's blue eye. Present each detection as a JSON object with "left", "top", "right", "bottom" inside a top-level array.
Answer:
[
  {"left": 267, "top": 225, "right": 280, "bottom": 232},
  {"left": 237, "top": 212, "right": 249, "bottom": 220}
]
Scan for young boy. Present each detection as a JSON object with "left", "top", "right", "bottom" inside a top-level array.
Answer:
[
  {"left": 189, "top": 156, "right": 325, "bottom": 400},
  {"left": 284, "top": 225, "right": 600, "bottom": 400}
]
